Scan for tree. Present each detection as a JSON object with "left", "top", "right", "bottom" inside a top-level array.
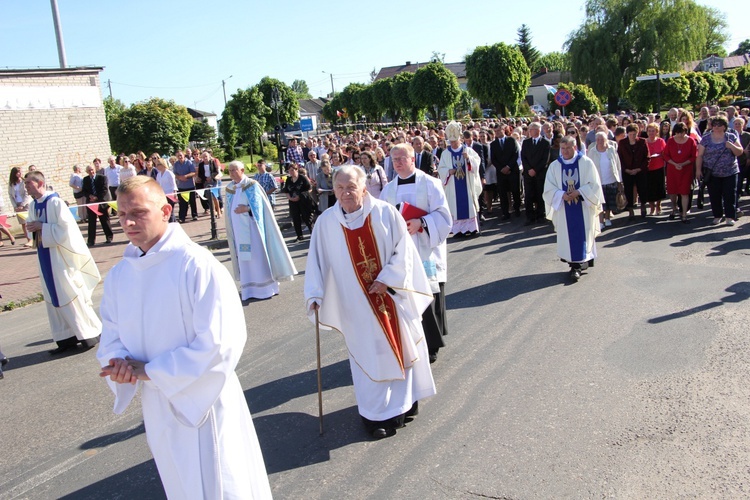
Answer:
[
  {"left": 408, "top": 62, "right": 461, "bottom": 120},
  {"left": 734, "top": 65, "right": 750, "bottom": 93},
  {"left": 730, "top": 40, "right": 750, "bottom": 57},
  {"left": 465, "top": 42, "right": 531, "bottom": 116},
  {"left": 702, "top": 7, "right": 729, "bottom": 57},
  {"left": 103, "top": 96, "right": 126, "bottom": 150},
  {"left": 566, "top": 0, "right": 729, "bottom": 112},
  {"left": 291, "top": 79, "right": 312, "bottom": 100},
  {"left": 701, "top": 71, "right": 729, "bottom": 102},
  {"left": 189, "top": 119, "right": 216, "bottom": 144},
  {"left": 430, "top": 51, "right": 446, "bottom": 63},
  {"left": 224, "top": 86, "right": 270, "bottom": 150},
  {"left": 339, "top": 83, "right": 367, "bottom": 120},
  {"left": 516, "top": 24, "right": 541, "bottom": 74},
  {"left": 535, "top": 52, "right": 571, "bottom": 73},
  {"left": 371, "top": 77, "right": 399, "bottom": 122},
  {"left": 720, "top": 71, "right": 739, "bottom": 95},
  {"left": 355, "top": 84, "right": 380, "bottom": 122},
  {"left": 218, "top": 110, "right": 239, "bottom": 161},
  {"left": 684, "top": 72, "right": 709, "bottom": 108},
  {"left": 322, "top": 94, "right": 343, "bottom": 124},
  {"left": 625, "top": 70, "right": 690, "bottom": 112},
  {"left": 392, "top": 71, "right": 422, "bottom": 121},
  {"left": 547, "top": 82, "right": 602, "bottom": 115},
  {"left": 255, "top": 77, "right": 299, "bottom": 129},
  {"left": 108, "top": 98, "right": 192, "bottom": 155},
  {"left": 454, "top": 89, "right": 474, "bottom": 117}
]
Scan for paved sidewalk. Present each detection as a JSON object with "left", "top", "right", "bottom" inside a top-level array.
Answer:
[{"left": 0, "top": 201, "right": 294, "bottom": 311}]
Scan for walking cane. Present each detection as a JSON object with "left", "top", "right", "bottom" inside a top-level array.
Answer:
[{"left": 315, "top": 308, "right": 324, "bottom": 435}]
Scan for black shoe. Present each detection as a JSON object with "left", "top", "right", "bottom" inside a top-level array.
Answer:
[
  {"left": 697, "top": 202, "right": 704, "bottom": 209},
  {"left": 80, "top": 336, "right": 100, "bottom": 350},
  {"left": 429, "top": 352, "right": 437, "bottom": 363},
  {"left": 105, "top": 238, "right": 113, "bottom": 244},
  {"left": 0, "top": 366, "right": 3, "bottom": 380},
  {"left": 178, "top": 219, "right": 186, "bottom": 224},
  {"left": 49, "top": 345, "right": 72, "bottom": 355},
  {"left": 192, "top": 216, "right": 199, "bottom": 221},
  {"left": 453, "top": 232, "right": 465, "bottom": 239},
  {"left": 1, "top": 356, "right": 8, "bottom": 367},
  {"left": 371, "top": 428, "right": 389, "bottom": 439},
  {"left": 668, "top": 212, "right": 675, "bottom": 220},
  {"left": 87, "top": 242, "right": 94, "bottom": 248},
  {"left": 569, "top": 268, "right": 582, "bottom": 281},
  {"left": 405, "top": 401, "right": 419, "bottom": 418}
]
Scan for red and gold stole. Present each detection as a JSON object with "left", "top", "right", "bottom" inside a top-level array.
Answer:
[{"left": 342, "top": 215, "right": 404, "bottom": 373}]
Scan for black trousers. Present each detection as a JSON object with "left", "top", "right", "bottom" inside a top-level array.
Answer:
[
  {"left": 497, "top": 172, "right": 521, "bottom": 216},
  {"left": 523, "top": 172, "right": 546, "bottom": 220},
  {"left": 289, "top": 200, "right": 313, "bottom": 238},
  {"left": 109, "top": 186, "right": 118, "bottom": 201},
  {"left": 708, "top": 174, "right": 738, "bottom": 220},
  {"left": 87, "top": 204, "right": 113, "bottom": 245},
  {"left": 421, "top": 283, "right": 447, "bottom": 355},
  {"left": 622, "top": 171, "right": 646, "bottom": 209},
  {"left": 177, "top": 188, "right": 198, "bottom": 221}
]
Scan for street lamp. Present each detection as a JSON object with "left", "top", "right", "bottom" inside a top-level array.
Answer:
[
  {"left": 222, "top": 75, "right": 233, "bottom": 107},
  {"left": 271, "top": 86, "right": 284, "bottom": 171},
  {"left": 322, "top": 70, "right": 335, "bottom": 97}
]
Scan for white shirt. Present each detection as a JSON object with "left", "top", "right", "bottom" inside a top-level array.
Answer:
[{"left": 105, "top": 165, "right": 121, "bottom": 187}]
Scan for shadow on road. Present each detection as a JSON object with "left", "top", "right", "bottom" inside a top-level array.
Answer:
[
  {"left": 446, "top": 272, "right": 564, "bottom": 309},
  {"left": 254, "top": 406, "right": 369, "bottom": 474},
  {"left": 80, "top": 423, "right": 146, "bottom": 450},
  {"left": 648, "top": 281, "right": 750, "bottom": 324},
  {"left": 59, "top": 459, "right": 165, "bottom": 500},
  {"left": 245, "top": 359, "right": 352, "bottom": 415}
]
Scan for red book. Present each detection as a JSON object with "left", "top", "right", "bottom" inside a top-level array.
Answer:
[{"left": 399, "top": 202, "right": 428, "bottom": 232}]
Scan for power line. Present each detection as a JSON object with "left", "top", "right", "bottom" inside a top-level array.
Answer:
[{"left": 109, "top": 80, "right": 221, "bottom": 90}]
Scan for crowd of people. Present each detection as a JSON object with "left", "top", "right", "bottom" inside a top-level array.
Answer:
[{"left": 2, "top": 101, "right": 749, "bottom": 492}]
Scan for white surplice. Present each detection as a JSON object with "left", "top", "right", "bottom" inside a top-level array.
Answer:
[
  {"left": 543, "top": 153, "right": 603, "bottom": 263},
  {"left": 304, "top": 195, "right": 437, "bottom": 421},
  {"left": 27, "top": 191, "right": 101, "bottom": 342},
  {"left": 97, "top": 224, "right": 272, "bottom": 500},
  {"left": 379, "top": 170, "right": 452, "bottom": 292},
  {"left": 225, "top": 176, "right": 296, "bottom": 300}
]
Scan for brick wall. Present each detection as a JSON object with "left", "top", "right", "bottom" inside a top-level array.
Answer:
[{"left": 0, "top": 68, "right": 111, "bottom": 229}]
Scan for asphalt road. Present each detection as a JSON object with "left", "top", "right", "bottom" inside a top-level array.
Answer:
[{"left": 1, "top": 206, "right": 750, "bottom": 499}]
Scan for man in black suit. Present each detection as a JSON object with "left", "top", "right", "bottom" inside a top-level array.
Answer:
[
  {"left": 521, "top": 122, "right": 551, "bottom": 225},
  {"left": 428, "top": 135, "right": 444, "bottom": 162},
  {"left": 412, "top": 136, "right": 434, "bottom": 175},
  {"left": 464, "top": 130, "right": 488, "bottom": 221},
  {"left": 490, "top": 128, "right": 522, "bottom": 220},
  {"left": 81, "top": 160, "right": 113, "bottom": 247}
]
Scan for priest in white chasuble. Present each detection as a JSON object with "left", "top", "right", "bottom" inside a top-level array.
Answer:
[
  {"left": 380, "top": 143, "right": 453, "bottom": 364},
  {"left": 305, "top": 165, "right": 437, "bottom": 440},
  {"left": 97, "top": 176, "right": 272, "bottom": 499},
  {"left": 24, "top": 171, "right": 102, "bottom": 355},
  {"left": 437, "top": 120, "right": 482, "bottom": 237},
  {"left": 225, "top": 160, "right": 296, "bottom": 300},
  {"left": 543, "top": 136, "right": 604, "bottom": 282}
]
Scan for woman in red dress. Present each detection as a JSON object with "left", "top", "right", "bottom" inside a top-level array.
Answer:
[
  {"left": 662, "top": 122, "right": 697, "bottom": 223},
  {"left": 645, "top": 123, "right": 667, "bottom": 215}
]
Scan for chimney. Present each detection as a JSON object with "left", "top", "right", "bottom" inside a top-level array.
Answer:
[{"left": 405, "top": 61, "right": 411, "bottom": 66}]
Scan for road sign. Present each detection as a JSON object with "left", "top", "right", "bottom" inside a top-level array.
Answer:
[
  {"left": 636, "top": 72, "right": 681, "bottom": 82},
  {"left": 554, "top": 89, "right": 572, "bottom": 107},
  {"left": 300, "top": 117, "right": 314, "bottom": 132}
]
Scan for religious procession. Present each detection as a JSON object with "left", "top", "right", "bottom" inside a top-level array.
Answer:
[{"left": 3, "top": 0, "right": 750, "bottom": 496}]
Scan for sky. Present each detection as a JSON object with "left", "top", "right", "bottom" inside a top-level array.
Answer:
[{"left": 1, "top": 0, "right": 746, "bottom": 117}]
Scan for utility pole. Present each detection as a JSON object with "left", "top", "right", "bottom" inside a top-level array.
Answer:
[
  {"left": 50, "top": 0, "right": 67, "bottom": 68},
  {"left": 107, "top": 79, "right": 112, "bottom": 99},
  {"left": 222, "top": 75, "right": 233, "bottom": 106},
  {"left": 329, "top": 72, "right": 335, "bottom": 96},
  {"left": 272, "top": 86, "right": 284, "bottom": 172}
]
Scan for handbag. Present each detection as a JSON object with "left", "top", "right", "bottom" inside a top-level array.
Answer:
[{"left": 615, "top": 184, "right": 628, "bottom": 213}]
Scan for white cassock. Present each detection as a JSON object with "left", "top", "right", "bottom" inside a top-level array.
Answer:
[
  {"left": 543, "top": 153, "right": 603, "bottom": 263},
  {"left": 27, "top": 192, "right": 101, "bottom": 342},
  {"left": 225, "top": 176, "right": 296, "bottom": 300},
  {"left": 97, "top": 224, "right": 272, "bottom": 500},
  {"left": 304, "top": 195, "right": 437, "bottom": 422},
  {"left": 437, "top": 145, "right": 482, "bottom": 234},
  {"left": 379, "top": 170, "right": 452, "bottom": 292}
]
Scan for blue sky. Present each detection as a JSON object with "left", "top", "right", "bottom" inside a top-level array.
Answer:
[{"left": 1, "top": 0, "right": 745, "bottom": 116}]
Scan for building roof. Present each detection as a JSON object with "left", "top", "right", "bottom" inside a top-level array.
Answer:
[
  {"left": 529, "top": 70, "right": 573, "bottom": 87},
  {"left": 186, "top": 107, "right": 216, "bottom": 119},
  {"left": 374, "top": 61, "right": 466, "bottom": 81},
  {"left": 0, "top": 66, "right": 104, "bottom": 77},
  {"left": 681, "top": 53, "right": 750, "bottom": 72},
  {"left": 298, "top": 98, "right": 328, "bottom": 115}
]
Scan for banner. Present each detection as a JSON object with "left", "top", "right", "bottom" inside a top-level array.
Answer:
[{"left": 0, "top": 215, "right": 10, "bottom": 228}]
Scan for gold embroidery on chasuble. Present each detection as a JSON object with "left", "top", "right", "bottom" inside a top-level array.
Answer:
[{"left": 342, "top": 215, "right": 404, "bottom": 373}]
